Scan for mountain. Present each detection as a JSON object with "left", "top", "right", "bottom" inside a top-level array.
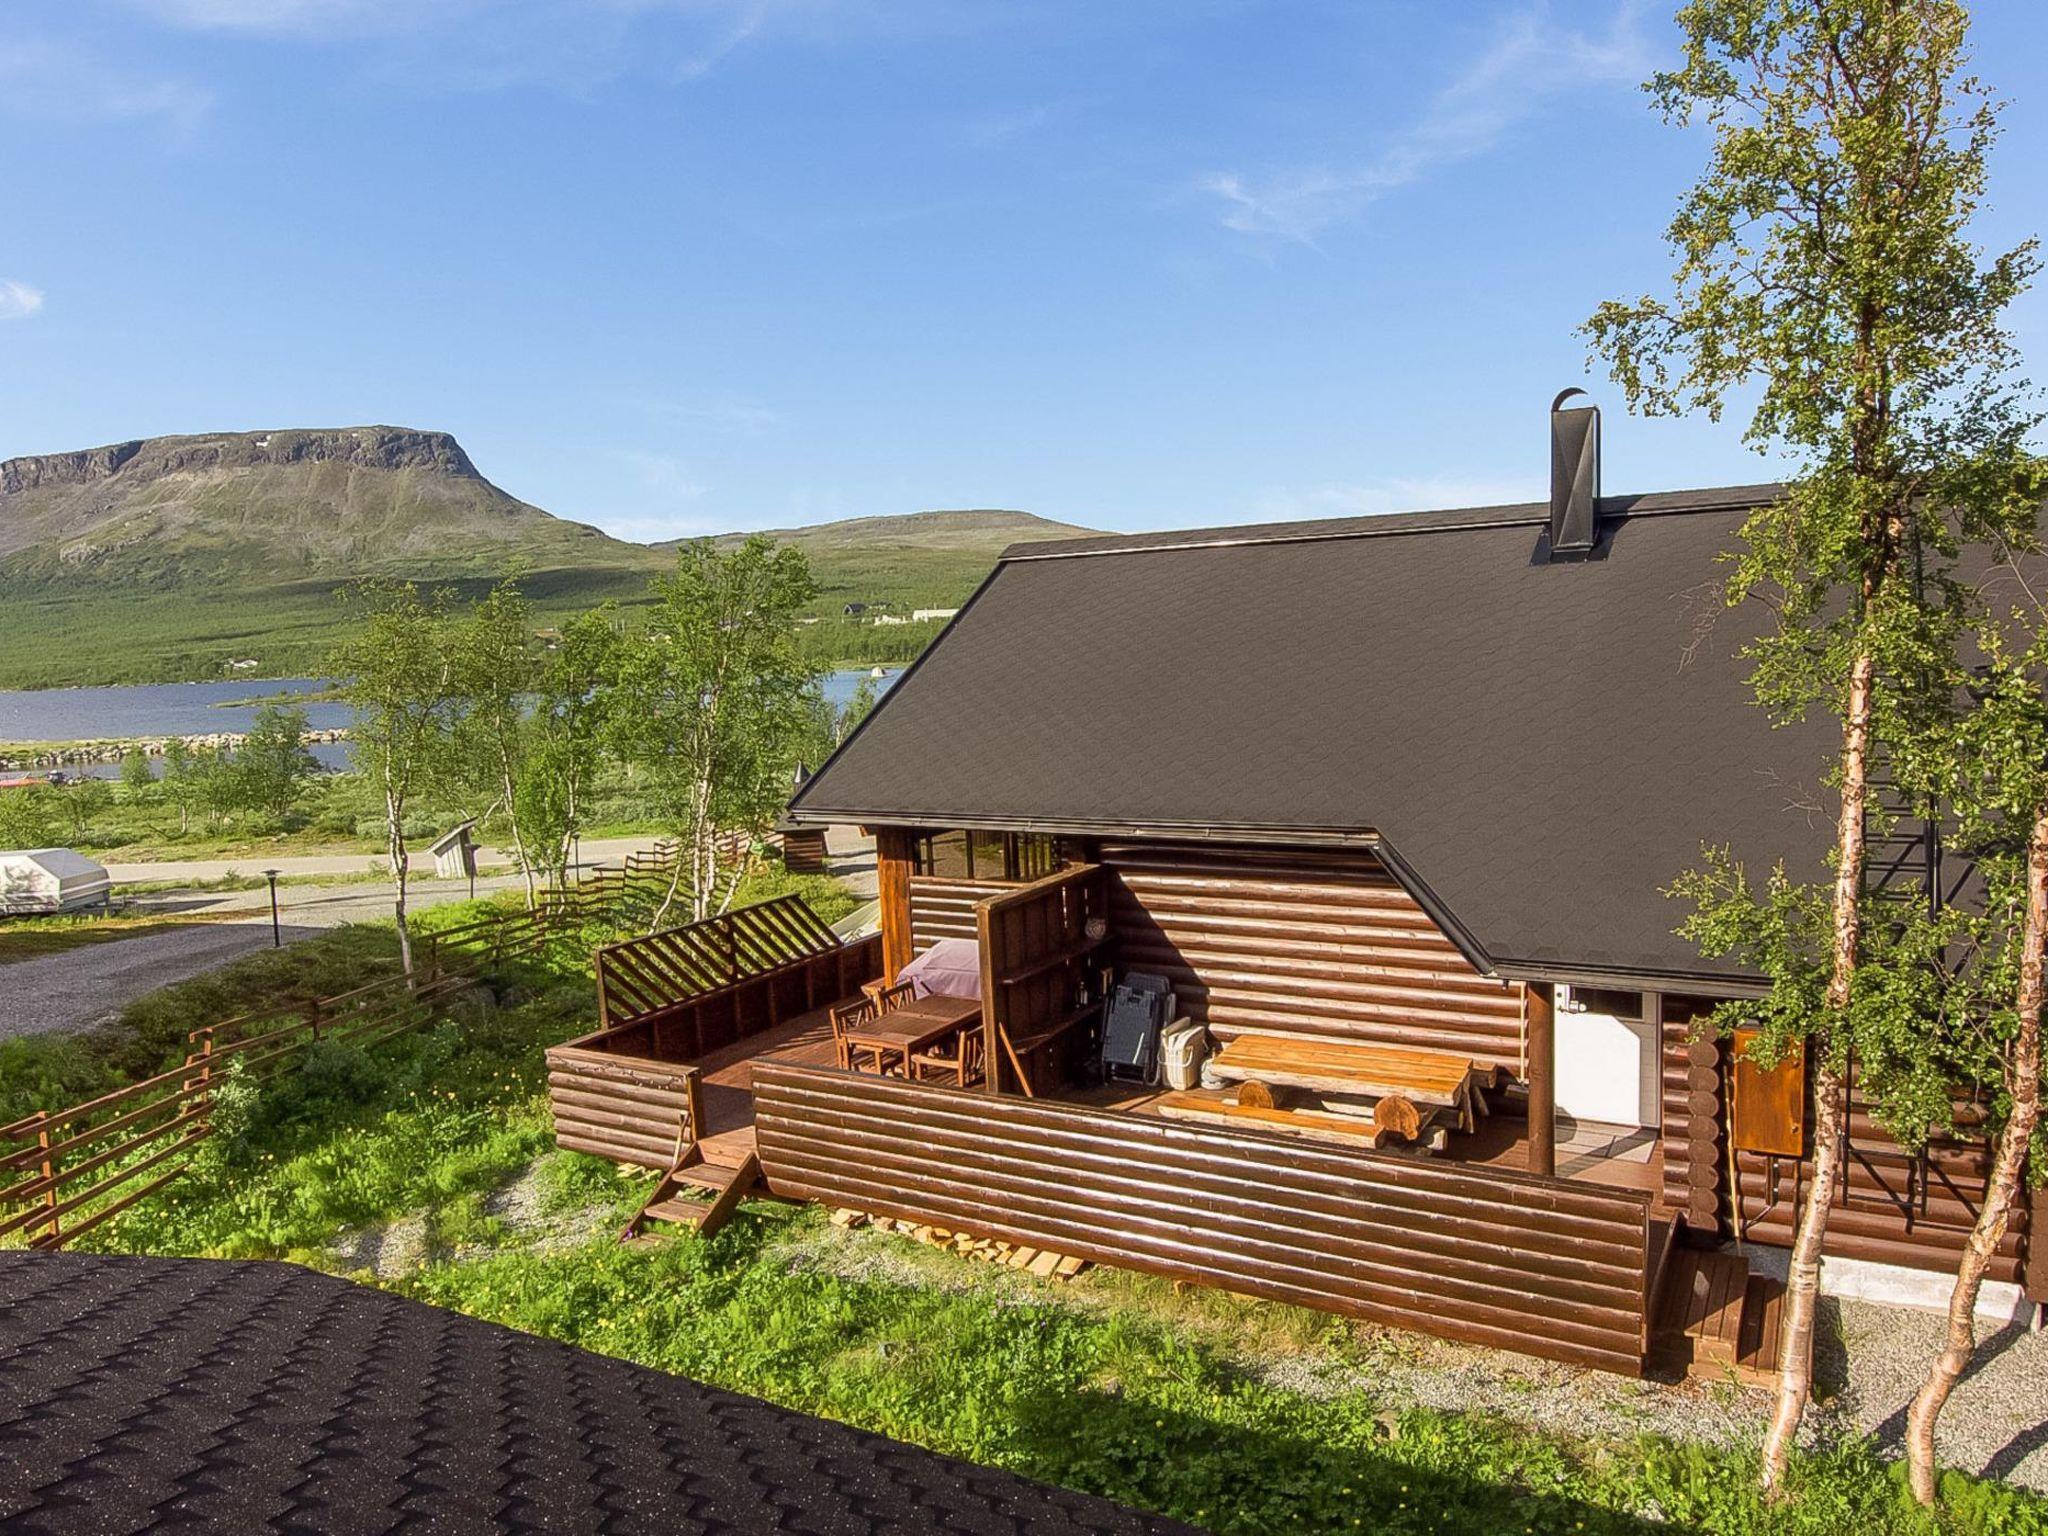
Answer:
[
  {"left": 0, "top": 427, "right": 653, "bottom": 585},
  {"left": 0, "top": 428, "right": 1098, "bottom": 691},
  {"left": 690, "top": 509, "right": 1094, "bottom": 555}
]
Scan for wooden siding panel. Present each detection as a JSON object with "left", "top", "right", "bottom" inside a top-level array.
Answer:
[
  {"left": 908, "top": 876, "right": 1018, "bottom": 952},
  {"left": 753, "top": 1063, "right": 1654, "bottom": 1375},
  {"left": 1100, "top": 843, "right": 1527, "bottom": 1070},
  {"left": 1732, "top": 1092, "right": 2025, "bottom": 1285}
]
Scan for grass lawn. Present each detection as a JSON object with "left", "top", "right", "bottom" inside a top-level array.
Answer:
[{"left": 10, "top": 913, "right": 2044, "bottom": 1535}]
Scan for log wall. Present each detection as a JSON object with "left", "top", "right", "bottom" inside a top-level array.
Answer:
[
  {"left": 1658, "top": 1001, "right": 2033, "bottom": 1293},
  {"left": 546, "top": 1048, "right": 698, "bottom": 1168},
  {"left": 908, "top": 875, "right": 1018, "bottom": 952},
  {"left": 753, "top": 1062, "right": 1657, "bottom": 1375},
  {"left": 1099, "top": 842, "right": 1528, "bottom": 1071}
]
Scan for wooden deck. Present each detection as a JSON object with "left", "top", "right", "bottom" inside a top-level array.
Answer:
[
  {"left": 1445, "top": 1113, "right": 1667, "bottom": 1202},
  {"left": 687, "top": 1002, "right": 845, "bottom": 1168}
]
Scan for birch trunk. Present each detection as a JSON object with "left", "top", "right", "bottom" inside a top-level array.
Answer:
[
  {"left": 386, "top": 787, "right": 414, "bottom": 977},
  {"left": 1760, "top": 643, "right": 1876, "bottom": 1489},
  {"left": 1904, "top": 809, "right": 2048, "bottom": 1504},
  {"left": 498, "top": 749, "right": 536, "bottom": 910}
]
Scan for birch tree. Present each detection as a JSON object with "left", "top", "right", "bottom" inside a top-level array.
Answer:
[
  {"left": 1587, "top": 0, "right": 2037, "bottom": 1487},
  {"left": 332, "top": 581, "right": 457, "bottom": 975},
  {"left": 1897, "top": 604, "right": 2048, "bottom": 1503},
  {"left": 516, "top": 604, "right": 620, "bottom": 890},
  {"left": 450, "top": 581, "right": 541, "bottom": 908},
  {"left": 618, "top": 537, "right": 818, "bottom": 926}
]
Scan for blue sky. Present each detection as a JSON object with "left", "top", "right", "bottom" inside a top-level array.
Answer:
[{"left": 4, "top": 1, "right": 2045, "bottom": 541}]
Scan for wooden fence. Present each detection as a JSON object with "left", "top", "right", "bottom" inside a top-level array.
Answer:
[
  {"left": 0, "top": 859, "right": 686, "bottom": 1254},
  {"left": 593, "top": 895, "right": 847, "bottom": 1033},
  {"left": 753, "top": 1062, "right": 1659, "bottom": 1375},
  {"left": 0, "top": 969, "right": 474, "bottom": 1252}
]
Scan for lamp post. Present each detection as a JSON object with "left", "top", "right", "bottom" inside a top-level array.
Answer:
[{"left": 262, "top": 868, "right": 282, "bottom": 948}]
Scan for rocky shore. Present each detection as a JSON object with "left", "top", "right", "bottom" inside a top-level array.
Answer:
[{"left": 0, "top": 728, "right": 350, "bottom": 772}]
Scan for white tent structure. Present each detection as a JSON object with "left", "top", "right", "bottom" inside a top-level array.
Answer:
[{"left": 0, "top": 849, "right": 112, "bottom": 915}]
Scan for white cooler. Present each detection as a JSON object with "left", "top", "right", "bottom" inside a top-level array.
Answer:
[{"left": 1158, "top": 1019, "right": 1208, "bottom": 1090}]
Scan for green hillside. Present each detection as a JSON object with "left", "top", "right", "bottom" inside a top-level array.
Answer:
[{"left": 0, "top": 428, "right": 1094, "bottom": 688}]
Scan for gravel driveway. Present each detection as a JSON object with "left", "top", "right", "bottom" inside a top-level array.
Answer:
[{"left": 0, "top": 873, "right": 527, "bottom": 1042}]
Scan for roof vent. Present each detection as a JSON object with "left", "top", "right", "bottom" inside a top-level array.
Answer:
[{"left": 1548, "top": 388, "right": 1601, "bottom": 558}]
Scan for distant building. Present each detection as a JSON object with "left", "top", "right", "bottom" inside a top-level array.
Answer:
[
  {"left": 842, "top": 602, "right": 869, "bottom": 616},
  {"left": 911, "top": 608, "right": 959, "bottom": 623}
]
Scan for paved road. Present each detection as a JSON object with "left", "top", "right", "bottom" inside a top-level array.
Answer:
[{"left": 101, "top": 835, "right": 662, "bottom": 886}]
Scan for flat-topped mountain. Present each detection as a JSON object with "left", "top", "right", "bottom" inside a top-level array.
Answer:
[
  {"left": 0, "top": 426, "right": 647, "bottom": 583},
  {"left": 0, "top": 426, "right": 1099, "bottom": 689}
]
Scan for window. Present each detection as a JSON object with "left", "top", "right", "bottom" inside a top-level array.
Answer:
[
  {"left": 909, "top": 830, "right": 1066, "bottom": 881},
  {"left": 1568, "top": 986, "right": 1645, "bottom": 1020}
]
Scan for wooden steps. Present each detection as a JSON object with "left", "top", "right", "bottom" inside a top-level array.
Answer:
[
  {"left": 623, "top": 1153, "right": 759, "bottom": 1242},
  {"left": 1649, "top": 1242, "right": 1792, "bottom": 1388}
]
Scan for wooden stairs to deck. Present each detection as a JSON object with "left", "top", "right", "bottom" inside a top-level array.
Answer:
[
  {"left": 1648, "top": 1240, "right": 1791, "bottom": 1387},
  {"left": 623, "top": 1153, "right": 760, "bottom": 1243},
  {"left": 617, "top": 1064, "right": 762, "bottom": 1242}
]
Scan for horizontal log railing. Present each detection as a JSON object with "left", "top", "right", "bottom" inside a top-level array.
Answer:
[
  {"left": 550, "top": 898, "right": 882, "bottom": 1168},
  {"left": 753, "top": 1062, "right": 1658, "bottom": 1376}
]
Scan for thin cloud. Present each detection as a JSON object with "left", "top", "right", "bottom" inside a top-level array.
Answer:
[
  {"left": 120, "top": 0, "right": 834, "bottom": 92},
  {"left": 0, "top": 282, "right": 46, "bottom": 322},
  {"left": 1203, "top": 2, "right": 1653, "bottom": 244},
  {"left": 0, "top": 38, "right": 211, "bottom": 135}
]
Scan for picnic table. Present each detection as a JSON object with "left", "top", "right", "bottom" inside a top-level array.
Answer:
[
  {"left": 842, "top": 993, "right": 983, "bottom": 1077},
  {"left": 1206, "top": 1035, "right": 1496, "bottom": 1137}
]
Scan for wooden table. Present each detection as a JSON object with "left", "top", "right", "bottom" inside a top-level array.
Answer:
[
  {"left": 844, "top": 994, "right": 984, "bottom": 1076},
  {"left": 1206, "top": 1035, "right": 1496, "bottom": 1134}
]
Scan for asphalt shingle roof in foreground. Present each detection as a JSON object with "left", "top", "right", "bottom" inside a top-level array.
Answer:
[{"left": 0, "top": 1251, "right": 1198, "bottom": 1536}]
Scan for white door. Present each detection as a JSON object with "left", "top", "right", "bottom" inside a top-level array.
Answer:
[{"left": 1553, "top": 986, "right": 1661, "bottom": 1129}]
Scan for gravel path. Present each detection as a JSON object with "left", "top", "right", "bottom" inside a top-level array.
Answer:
[{"left": 1818, "top": 1298, "right": 2048, "bottom": 1490}]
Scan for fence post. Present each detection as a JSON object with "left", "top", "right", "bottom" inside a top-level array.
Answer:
[
  {"left": 185, "top": 1028, "right": 217, "bottom": 1126},
  {"left": 34, "top": 1112, "right": 58, "bottom": 1247}
]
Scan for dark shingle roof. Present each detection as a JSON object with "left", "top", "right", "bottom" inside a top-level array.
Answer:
[
  {"left": 0, "top": 1252, "right": 1196, "bottom": 1536},
  {"left": 790, "top": 488, "right": 1841, "bottom": 988}
]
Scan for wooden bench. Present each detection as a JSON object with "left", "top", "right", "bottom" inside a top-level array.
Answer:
[
  {"left": 1206, "top": 1034, "right": 1496, "bottom": 1135},
  {"left": 1151, "top": 1089, "right": 1429, "bottom": 1150}
]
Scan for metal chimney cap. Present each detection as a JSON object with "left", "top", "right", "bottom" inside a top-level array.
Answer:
[{"left": 1548, "top": 391, "right": 1601, "bottom": 558}]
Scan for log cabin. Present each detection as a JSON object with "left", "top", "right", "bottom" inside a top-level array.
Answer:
[{"left": 549, "top": 397, "right": 2043, "bottom": 1379}]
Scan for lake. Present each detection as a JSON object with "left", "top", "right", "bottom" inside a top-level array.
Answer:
[{"left": 0, "top": 667, "right": 903, "bottom": 777}]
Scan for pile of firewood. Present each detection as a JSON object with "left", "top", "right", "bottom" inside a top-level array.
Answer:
[{"left": 829, "top": 1208, "right": 1089, "bottom": 1279}]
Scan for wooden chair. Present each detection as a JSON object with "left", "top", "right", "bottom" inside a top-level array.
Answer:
[
  {"left": 910, "top": 1022, "right": 986, "bottom": 1089},
  {"left": 829, "top": 996, "right": 883, "bottom": 1073},
  {"left": 875, "top": 981, "right": 916, "bottom": 1014}
]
